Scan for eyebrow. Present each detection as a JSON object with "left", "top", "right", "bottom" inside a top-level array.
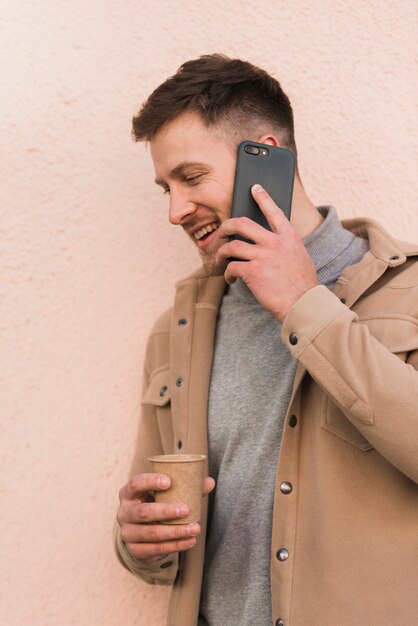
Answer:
[{"left": 154, "top": 161, "right": 208, "bottom": 186}]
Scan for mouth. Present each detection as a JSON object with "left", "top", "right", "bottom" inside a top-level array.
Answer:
[
  {"left": 193, "top": 221, "right": 219, "bottom": 241},
  {"left": 192, "top": 221, "right": 220, "bottom": 251}
]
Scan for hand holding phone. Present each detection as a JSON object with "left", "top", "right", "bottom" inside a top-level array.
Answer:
[{"left": 217, "top": 181, "right": 319, "bottom": 322}]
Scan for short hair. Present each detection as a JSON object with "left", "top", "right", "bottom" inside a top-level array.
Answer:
[{"left": 132, "top": 53, "right": 297, "bottom": 157}]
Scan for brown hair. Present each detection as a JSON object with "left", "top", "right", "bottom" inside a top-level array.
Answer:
[{"left": 132, "top": 53, "right": 297, "bottom": 156}]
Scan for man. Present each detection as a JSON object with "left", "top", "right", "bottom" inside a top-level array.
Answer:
[{"left": 115, "top": 54, "right": 418, "bottom": 626}]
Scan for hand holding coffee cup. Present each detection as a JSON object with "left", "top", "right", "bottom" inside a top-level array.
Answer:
[{"left": 117, "top": 456, "right": 215, "bottom": 566}]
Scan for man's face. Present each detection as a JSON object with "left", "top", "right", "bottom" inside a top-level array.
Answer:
[{"left": 150, "top": 111, "right": 236, "bottom": 275}]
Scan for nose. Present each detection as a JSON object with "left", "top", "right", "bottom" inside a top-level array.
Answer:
[{"left": 168, "top": 188, "right": 197, "bottom": 225}]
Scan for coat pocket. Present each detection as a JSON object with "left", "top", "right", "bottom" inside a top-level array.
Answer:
[
  {"left": 142, "top": 367, "right": 171, "bottom": 407},
  {"left": 321, "top": 394, "right": 374, "bottom": 451},
  {"left": 321, "top": 314, "right": 418, "bottom": 451},
  {"left": 359, "top": 314, "right": 418, "bottom": 361},
  {"left": 142, "top": 367, "right": 174, "bottom": 453}
]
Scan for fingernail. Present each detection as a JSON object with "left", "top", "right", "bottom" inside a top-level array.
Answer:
[
  {"left": 188, "top": 523, "right": 200, "bottom": 535},
  {"left": 177, "top": 504, "right": 189, "bottom": 516},
  {"left": 159, "top": 476, "right": 170, "bottom": 488},
  {"left": 252, "top": 184, "right": 264, "bottom": 193}
]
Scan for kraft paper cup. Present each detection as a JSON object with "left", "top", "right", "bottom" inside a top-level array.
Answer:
[{"left": 147, "top": 454, "right": 206, "bottom": 524}]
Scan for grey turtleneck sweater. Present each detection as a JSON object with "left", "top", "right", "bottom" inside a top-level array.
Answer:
[{"left": 198, "top": 207, "right": 369, "bottom": 626}]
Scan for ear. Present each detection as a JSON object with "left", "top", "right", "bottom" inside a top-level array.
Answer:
[{"left": 257, "top": 133, "right": 281, "bottom": 147}]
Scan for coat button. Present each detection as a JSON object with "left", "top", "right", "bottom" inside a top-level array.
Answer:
[
  {"left": 276, "top": 548, "right": 289, "bottom": 561},
  {"left": 289, "top": 415, "right": 297, "bottom": 427},
  {"left": 280, "top": 481, "right": 292, "bottom": 494},
  {"left": 178, "top": 318, "right": 187, "bottom": 326},
  {"left": 160, "top": 560, "right": 173, "bottom": 569},
  {"left": 276, "top": 620, "right": 285, "bottom": 626},
  {"left": 176, "top": 378, "right": 184, "bottom": 387},
  {"left": 177, "top": 440, "right": 183, "bottom": 449},
  {"left": 289, "top": 333, "right": 298, "bottom": 345},
  {"left": 159, "top": 385, "right": 168, "bottom": 397}
]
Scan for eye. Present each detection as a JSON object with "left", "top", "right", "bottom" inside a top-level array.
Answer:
[
  {"left": 185, "top": 174, "right": 203, "bottom": 185},
  {"left": 162, "top": 187, "right": 170, "bottom": 195}
]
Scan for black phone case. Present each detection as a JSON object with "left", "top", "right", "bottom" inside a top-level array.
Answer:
[{"left": 231, "top": 142, "right": 295, "bottom": 242}]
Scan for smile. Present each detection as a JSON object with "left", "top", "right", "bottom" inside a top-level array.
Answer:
[{"left": 194, "top": 222, "right": 219, "bottom": 240}]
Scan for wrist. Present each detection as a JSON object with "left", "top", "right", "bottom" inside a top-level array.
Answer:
[{"left": 275, "top": 283, "right": 319, "bottom": 324}]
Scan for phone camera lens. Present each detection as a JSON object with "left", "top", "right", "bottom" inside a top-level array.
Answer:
[{"left": 244, "top": 145, "right": 260, "bottom": 155}]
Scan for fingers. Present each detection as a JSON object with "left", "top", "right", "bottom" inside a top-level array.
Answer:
[
  {"left": 125, "top": 534, "right": 198, "bottom": 560},
  {"left": 120, "top": 476, "right": 215, "bottom": 525},
  {"left": 251, "top": 184, "right": 291, "bottom": 233},
  {"left": 120, "top": 473, "right": 171, "bottom": 501},
  {"left": 218, "top": 185, "right": 290, "bottom": 244},
  {"left": 118, "top": 475, "right": 215, "bottom": 562},
  {"left": 224, "top": 260, "right": 248, "bottom": 286},
  {"left": 217, "top": 216, "right": 272, "bottom": 245},
  {"left": 118, "top": 500, "right": 199, "bottom": 560},
  {"left": 122, "top": 500, "right": 192, "bottom": 524},
  {"left": 216, "top": 237, "right": 257, "bottom": 265},
  {"left": 120, "top": 474, "right": 216, "bottom": 524},
  {"left": 120, "top": 506, "right": 201, "bottom": 560},
  {"left": 122, "top": 520, "right": 200, "bottom": 545}
]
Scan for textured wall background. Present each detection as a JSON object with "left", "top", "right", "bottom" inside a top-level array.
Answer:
[{"left": 0, "top": 1, "right": 416, "bottom": 625}]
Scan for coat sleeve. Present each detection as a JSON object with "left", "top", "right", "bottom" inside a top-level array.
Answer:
[
  {"left": 281, "top": 285, "right": 418, "bottom": 483},
  {"left": 113, "top": 325, "right": 179, "bottom": 585}
]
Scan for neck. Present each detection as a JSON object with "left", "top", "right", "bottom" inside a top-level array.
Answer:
[{"left": 290, "top": 176, "right": 323, "bottom": 238}]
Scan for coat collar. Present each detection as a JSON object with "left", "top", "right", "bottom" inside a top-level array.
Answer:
[
  {"left": 333, "top": 218, "right": 418, "bottom": 307},
  {"left": 342, "top": 216, "right": 418, "bottom": 262},
  {"left": 175, "top": 217, "right": 418, "bottom": 310}
]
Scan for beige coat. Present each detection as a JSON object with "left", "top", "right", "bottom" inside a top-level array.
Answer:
[{"left": 115, "top": 217, "right": 418, "bottom": 626}]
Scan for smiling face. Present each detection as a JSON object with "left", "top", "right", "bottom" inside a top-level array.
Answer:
[{"left": 150, "top": 111, "right": 237, "bottom": 275}]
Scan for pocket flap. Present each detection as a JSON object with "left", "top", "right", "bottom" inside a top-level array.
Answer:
[
  {"left": 361, "top": 315, "right": 418, "bottom": 353},
  {"left": 322, "top": 394, "right": 374, "bottom": 451},
  {"left": 142, "top": 368, "right": 171, "bottom": 406}
]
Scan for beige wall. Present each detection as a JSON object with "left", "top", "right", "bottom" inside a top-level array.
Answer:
[{"left": 1, "top": 1, "right": 416, "bottom": 625}]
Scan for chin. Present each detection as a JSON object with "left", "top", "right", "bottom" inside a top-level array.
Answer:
[{"left": 201, "top": 254, "right": 227, "bottom": 277}]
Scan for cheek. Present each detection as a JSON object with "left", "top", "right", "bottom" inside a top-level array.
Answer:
[
  {"left": 208, "top": 183, "right": 233, "bottom": 215},
  {"left": 214, "top": 196, "right": 232, "bottom": 222}
]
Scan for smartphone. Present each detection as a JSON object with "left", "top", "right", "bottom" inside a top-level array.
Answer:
[{"left": 230, "top": 141, "right": 296, "bottom": 244}]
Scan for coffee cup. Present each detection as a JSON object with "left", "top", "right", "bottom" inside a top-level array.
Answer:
[{"left": 147, "top": 454, "right": 207, "bottom": 524}]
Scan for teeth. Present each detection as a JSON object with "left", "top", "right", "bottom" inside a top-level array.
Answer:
[{"left": 194, "top": 222, "right": 219, "bottom": 240}]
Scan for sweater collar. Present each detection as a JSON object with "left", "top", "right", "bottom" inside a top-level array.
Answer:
[{"left": 175, "top": 210, "right": 418, "bottom": 308}]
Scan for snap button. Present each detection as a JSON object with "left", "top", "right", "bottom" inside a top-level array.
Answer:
[
  {"left": 280, "top": 481, "right": 292, "bottom": 494},
  {"left": 390, "top": 255, "right": 399, "bottom": 261},
  {"left": 176, "top": 378, "right": 184, "bottom": 387},
  {"left": 289, "top": 415, "right": 297, "bottom": 427},
  {"left": 160, "top": 560, "right": 173, "bottom": 569},
  {"left": 178, "top": 318, "right": 187, "bottom": 326},
  {"left": 289, "top": 333, "right": 298, "bottom": 345},
  {"left": 159, "top": 385, "right": 168, "bottom": 397},
  {"left": 276, "top": 548, "right": 289, "bottom": 561}
]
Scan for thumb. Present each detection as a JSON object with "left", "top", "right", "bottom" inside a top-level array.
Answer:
[{"left": 203, "top": 476, "right": 216, "bottom": 496}]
